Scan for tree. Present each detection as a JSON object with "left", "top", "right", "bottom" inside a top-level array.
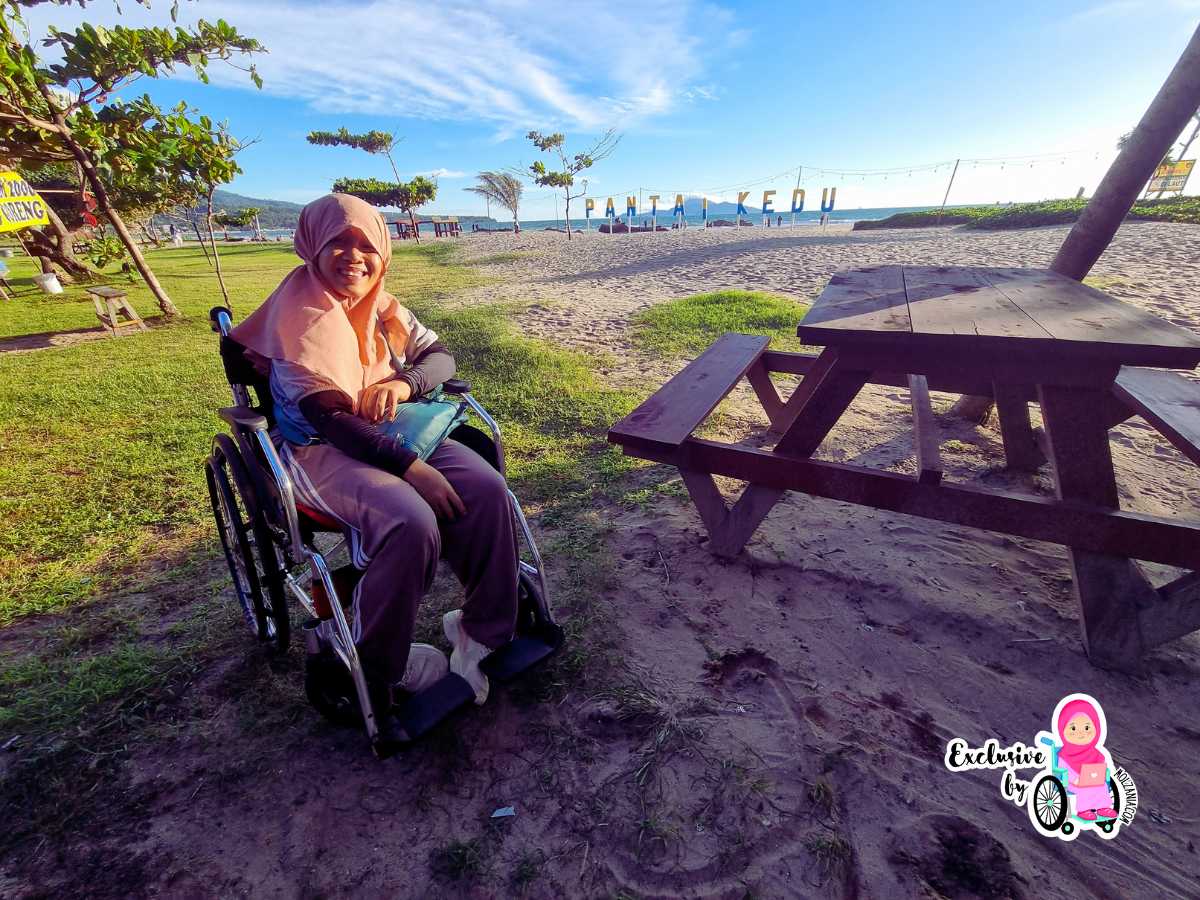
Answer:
[
  {"left": 330, "top": 175, "right": 436, "bottom": 241},
  {"left": 525, "top": 128, "right": 619, "bottom": 241},
  {"left": 0, "top": 2, "right": 263, "bottom": 315},
  {"left": 307, "top": 128, "right": 436, "bottom": 243},
  {"left": 463, "top": 171, "right": 522, "bottom": 233}
]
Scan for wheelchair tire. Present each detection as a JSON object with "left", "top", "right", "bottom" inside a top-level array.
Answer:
[
  {"left": 209, "top": 434, "right": 290, "bottom": 652},
  {"left": 207, "top": 448, "right": 268, "bottom": 639},
  {"left": 1032, "top": 774, "right": 1068, "bottom": 831}
]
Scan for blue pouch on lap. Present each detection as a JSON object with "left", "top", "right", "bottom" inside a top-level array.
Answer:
[{"left": 379, "top": 385, "right": 468, "bottom": 461}]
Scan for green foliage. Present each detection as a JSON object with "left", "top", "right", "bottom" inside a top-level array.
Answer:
[
  {"left": 525, "top": 128, "right": 619, "bottom": 192},
  {"left": 306, "top": 127, "right": 397, "bottom": 156},
  {"left": 631, "top": 290, "right": 811, "bottom": 357},
  {"left": 852, "top": 206, "right": 997, "bottom": 230},
  {"left": 854, "top": 196, "right": 1200, "bottom": 232},
  {"left": 332, "top": 175, "right": 436, "bottom": 214},
  {"left": 463, "top": 171, "right": 523, "bottom": 227},
  {"left": 83, "top": 233, "right": 126, "bottom": 267},
  {"left": 212, "top": 207, "right": 258, "bottom": 228}
]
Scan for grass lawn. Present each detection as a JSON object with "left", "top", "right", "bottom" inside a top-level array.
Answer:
[{"left": 630, "top": 289, "right": 811, "bottom": 357}]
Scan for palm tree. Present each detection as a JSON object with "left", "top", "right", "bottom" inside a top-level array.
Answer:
[{"left": 464, "top": 171, "right": 523, "bottom": 233}]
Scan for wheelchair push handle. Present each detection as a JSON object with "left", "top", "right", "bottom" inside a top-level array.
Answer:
[{"left": 210, "top": 305, "right": 234, "bottom": 337}]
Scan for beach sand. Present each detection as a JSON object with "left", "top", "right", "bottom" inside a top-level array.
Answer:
[{"left": 437, "top": 222, "right": 1200, "bottom": 897}]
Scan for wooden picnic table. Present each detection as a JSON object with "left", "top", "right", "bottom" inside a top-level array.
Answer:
[{"left": 608, "top": 265, "right": 1200, "bottom": 671}]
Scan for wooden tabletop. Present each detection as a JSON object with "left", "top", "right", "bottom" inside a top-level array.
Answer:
[
  {"left": 799, "top": 266, "right": 1200, "bottom": 369},
  {"left": 86, "top": 285, "right": 128, "bottom": 299}
]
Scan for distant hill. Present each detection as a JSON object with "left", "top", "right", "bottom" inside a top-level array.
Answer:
[{"left": 205, "top": 189, "right": 497, "bottom": 229}]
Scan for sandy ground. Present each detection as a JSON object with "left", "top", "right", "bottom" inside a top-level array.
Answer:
[
  {"left": 7, "top": 221, "right": 1200, "bottom": 899},
  {"left": 445, "top": 222, "right": 1200, "bottom": 897}
]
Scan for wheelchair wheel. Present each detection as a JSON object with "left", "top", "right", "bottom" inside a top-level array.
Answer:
[
  {"left": 208, "top": 434, "right": 290, "bottom": 652},
  {"left": 1032, "top": 774, "right": 1068, "bottom": 831}
]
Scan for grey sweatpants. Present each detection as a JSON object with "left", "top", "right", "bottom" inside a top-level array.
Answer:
[{"left": 283, "top": 439, "right": 518, "bottom": 684}]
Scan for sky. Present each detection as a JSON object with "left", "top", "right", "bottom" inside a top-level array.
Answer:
[{"left": 23, "top": 0, "right": 1200, "bottom": 219}]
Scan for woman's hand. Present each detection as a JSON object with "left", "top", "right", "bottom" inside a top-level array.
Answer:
[
  {"left": 360, "top": 378, "right": 413, "bottom": 423},
  {"left": 403, "top": 458, "right": 467, "bottom": 521}
]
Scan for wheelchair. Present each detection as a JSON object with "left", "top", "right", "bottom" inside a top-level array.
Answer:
[
  {"left": 204, "top": 306, "right": 564, "bottom": 757},
  {"left": 1031, "top": 736, "right": 1121, "bottom": 836}
]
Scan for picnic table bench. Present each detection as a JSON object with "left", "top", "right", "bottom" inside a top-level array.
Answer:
[
  {"left": 87, "top": 285, "right": 147, "bottom": 335},
  {"left": 609, "top": 265, "right": 1200, "bottom": 671}
]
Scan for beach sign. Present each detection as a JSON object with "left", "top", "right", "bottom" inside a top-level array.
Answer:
[
  {"left": 673, "top": 193, "right": 685, "bottom": 227},
  {"left": 736, "top": 191, "right": 749, "bottom": 224},
  {"left": 761, "top": 189, "right": 776, "bottom": 225},
  {"left": 791, "top": 188, "right": 805, "bottom": 226},
  {"left": 626, "top": 196, "right": 637, "bottom": 220},
  {"left": 649, "top": 194, "right": 659, "bottom": 230},
  {"left": 0, "top": 172, "right": 51, "bottom": 234},
  {"left": 585, "top": 197, "right": 594, "bottom": 231},
  {"left": 702, "top": 196, "right": 708, "bottom": 222},
  {"left": 1147, "top": 160, "right": 1194, "bottom": 194},
  {"left": 821, "top": 187, "right": 837, "bottom": 213}
]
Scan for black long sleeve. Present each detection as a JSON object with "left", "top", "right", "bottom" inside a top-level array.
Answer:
[
  {"left": 298, "top": 389, "right": 418, "bottom": 477},
  {"left": 392, "top": 342, "right": 455, "bottom": 398}
]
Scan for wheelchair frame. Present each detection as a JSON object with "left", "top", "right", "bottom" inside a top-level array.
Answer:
[{"left": 205, "top": 307, "right": 561, "bottom": 756}]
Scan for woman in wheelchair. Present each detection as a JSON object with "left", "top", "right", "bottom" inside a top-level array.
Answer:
[{"left": 227, "top": 193, "right": 515, "bottom": 712}]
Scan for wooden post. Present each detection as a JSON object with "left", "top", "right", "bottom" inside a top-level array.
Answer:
[
  {"left": 952, "top": 24, "right": 1200, "bottom": 426},
  {"left": 1052, "top": 23, "right": 1200, "bottom": 281},
  {"left": 935, "top": 159, "right": 960, "bottom": 226}
]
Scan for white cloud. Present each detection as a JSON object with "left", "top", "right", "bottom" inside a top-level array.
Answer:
[
  {"left": 419, "top": 168, "right": 467, "bottom": 179},
  {"left": 27, "top": 1, "right": 736, "bottom": 132}
]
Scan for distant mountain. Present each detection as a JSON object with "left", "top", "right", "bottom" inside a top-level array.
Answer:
[
  {"left": 210, "top": 189, "right": 305, "bottom": 228},
  {"left": 206, "top": 189, "right": 496, "bottom": 229}
]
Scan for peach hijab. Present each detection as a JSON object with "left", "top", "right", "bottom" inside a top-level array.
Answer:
[{"left": 230, "top": 193, "right": 409, "bottom": 407}]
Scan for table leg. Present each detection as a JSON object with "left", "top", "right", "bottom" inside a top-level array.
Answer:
[
  {"left": 993, "top": 382, "right": 1042, "bottom": 471},
  {"left": 1039, "top": 384, "right": 1154, "bottom": 671},
  {"left": 774, "top": 349, "right": 869, "bottom": 457}
]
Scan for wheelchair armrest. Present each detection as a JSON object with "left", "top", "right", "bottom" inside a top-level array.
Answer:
[
  {"left": 442, "top": 378, "right": 472, "bottom": 395},
  {"left": 219, "top": 406, "right": 269, "bottom": 433}
]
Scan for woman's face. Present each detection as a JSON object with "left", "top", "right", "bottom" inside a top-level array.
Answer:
[
  {"left": 1063, "top": 712, "right": 1096, "bottom": 745},
  {"left": 315, "top": 227, "right": 384, "bottom": 301}
]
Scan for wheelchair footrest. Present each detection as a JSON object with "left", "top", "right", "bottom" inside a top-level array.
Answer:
[
  {"left": 481, "top": 629, "right": 562, "bottom": 683},
  {"left": 393, "top": 673, "right": 476, "bottom": 740}
]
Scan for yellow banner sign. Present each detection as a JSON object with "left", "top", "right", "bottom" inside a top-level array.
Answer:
[
  {"left": 1147, "top": 159, "right": 1194, "bottom": 194},
  {"left": 0, "top": 171, "right": 51, "bottom": 233}
]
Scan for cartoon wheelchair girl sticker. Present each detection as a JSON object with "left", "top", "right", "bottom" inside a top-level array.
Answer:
[{"left": 1028, "top": 693, "right": 1128, "bottom": 841}]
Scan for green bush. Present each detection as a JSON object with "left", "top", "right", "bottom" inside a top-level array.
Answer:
[{"left": 853, "top": 195, "right": 1200, "bottom": 232}]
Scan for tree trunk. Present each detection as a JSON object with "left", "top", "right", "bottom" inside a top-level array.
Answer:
[
  {"left": 21, "top": 226, "right": 95, "bottom": 282},
  {"left": 564, "top": 193, "right": 572, "bottom": 241},
  {"left": 207, "top": 188, "right": 232, "bottom": 312},
  {"left": 35, "top": 80, "right": 180, "bottom": 317},
  {"left": 513, "top": 211, "right": 520, "bottom": 233},
  {"left": 190, "top": 215, "right": 212, "bottom": 264},
  {"left": 1053, "top": 24, "right": 1200, "bottom": 280},
  {"left": 951, "top": 24, "right": 1200, "bottom": 422},
  {"left": 409, "top": 208, "right": 421, "bottom": 244}
]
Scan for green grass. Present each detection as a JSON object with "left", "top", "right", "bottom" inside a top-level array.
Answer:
[
  {"left": 852, "top": 195, "right": 1200, "bottom": 231},
  {"left": 630, "top": 290, "right": 810, "bottom": 357},
  {"left": 0, "top": 242, "right": 637, "bottom": 623}
]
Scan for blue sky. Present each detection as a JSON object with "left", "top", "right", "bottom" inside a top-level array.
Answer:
[{"left": 27, "top": 0, "right": 1200, "bottom": 218}]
